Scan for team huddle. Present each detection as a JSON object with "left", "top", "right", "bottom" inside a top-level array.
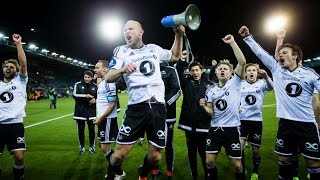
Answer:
[{"left": 1, "top": 19, "right": 320, "bottom": 180}]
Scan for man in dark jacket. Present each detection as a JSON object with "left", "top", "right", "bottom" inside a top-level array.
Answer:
[
  {"left": 73, "top": 70, "right": 98, "bottom": 154},
  {"left": 176, "top": 59, "right": 214, "bottom": 180}
]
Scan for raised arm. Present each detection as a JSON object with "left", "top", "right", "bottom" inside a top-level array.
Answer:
[
  {"left": 222, "top": 34, "right": 246, "bottom": 77},
  {"left": 239, "top": 26, "right": 277, "bottom": 72},
  {"left": 12, "top": 34, "right": 27, "bottom": 76},
  {"left": 258, "top": 69, "right": 274, "bottom": 90},
  {"left": 274, "top": 28, "right": 286, "bottom": 60},
  {"left": 170, "top": 25, "right": 185, "bottom": 62}
]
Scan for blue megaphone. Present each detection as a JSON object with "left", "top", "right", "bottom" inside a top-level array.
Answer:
[{"left": 161, "top": 4, "right": 201, "bottom": 31}]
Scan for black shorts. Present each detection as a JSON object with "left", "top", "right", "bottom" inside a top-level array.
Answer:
[
  {"left": 275, "top": 118, "right": 320, "bottom": 160},
  {"left": 116, "top": 103, "right": 167, "bottom": 149},
  {"left": 206, "top": 126, "right": 242, "bottom": 159},
  {"left": 0, "top": 123, "right": 26, "bottom": 154},
  {"left": 240, "top": 120, "right": 263, "bottom": 147},
  {"left": 97, "top": 117, "right": 119, "bottom": 144}
]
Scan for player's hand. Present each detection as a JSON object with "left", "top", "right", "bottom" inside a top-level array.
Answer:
[
  {"left": 199, "top": 98, "right": 206, "bottom": 107},
  {"left": 93, "top": 117, "right": 102, "bottom": 125},
  {"left": 276, "top": 28, "right": 286, "bottom": 40},
  {"left": 239, "top": 26, "right": 250, "bottom": 37},
  {"left": 258, "top": 69, "right": 268, "bottom": 78},
  {"left": 122, "top": 63, "right": 136, "bottom": 74},
  {"left": 222, "top": 34, "right": 235, "bottom": 44},
  {"left": 211, "top": 60, "right": 217, "bottom": 67},
  {"left": 12, "top": 34, "right": 22, "bottom": 44},
  {"left": 89, "top": 98, "right": 96, "bottom": 104},
  {"left": 173, "top": 25, "right": 185, "bottom": 36}
]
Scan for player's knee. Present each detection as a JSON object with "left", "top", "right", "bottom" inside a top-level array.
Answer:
[
  {"left": 232, "top": 159, "right": 243, "bottom": 172},
  {"left": 206, "top": 157, "right": 215, "bottom": 167},
  {"left": 113, "top": 151, "right": 126, "bottom": 163},
  {"left": 149, "top": 152, "right": 162, "bottom": 162},
  {"left": 14, "top": 155, "right": 24, "bottom": 165}
]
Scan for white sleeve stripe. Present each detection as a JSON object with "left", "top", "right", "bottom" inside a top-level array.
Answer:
[
  {"left": 167, "top": 90, "right": 181, "bottom": 105},
  {"left": 113, "top": 47, "right": 120, "bottom": 57},
  {"left": 73, "top": 82, "right": 87, "bottom": 97}
]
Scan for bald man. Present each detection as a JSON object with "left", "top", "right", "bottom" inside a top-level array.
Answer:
[{"left": 104, "top": 20, "right": 185, "bottom": 180}]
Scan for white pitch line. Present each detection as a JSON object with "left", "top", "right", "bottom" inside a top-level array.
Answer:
[
  {"left": 24, "top": 104, "right": 276, "bottom": 128},
  {"left": 25, "top": 113, "right": 73, "bottom": 129}
]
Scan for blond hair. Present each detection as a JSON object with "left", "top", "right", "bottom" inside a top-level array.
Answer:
[{"left": 216, "top": 59, "right": 233, "bottom": 72}]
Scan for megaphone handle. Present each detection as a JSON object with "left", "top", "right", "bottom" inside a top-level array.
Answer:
[{"left": 183, "top": 33, "right": 194, "bottom": 63}]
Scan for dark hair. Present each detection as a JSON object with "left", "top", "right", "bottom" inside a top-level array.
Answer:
[
  {"left": 83, "top": 70, "right": 93, "bottom": 77},
  {"left": 278, "top": 43, "right": 303, "bottom": 64},
  {"left": 2, "top": 59, "right": 20, "bottom": 72},
  {"left": 188, "top": 61, "right": 203, "bottom": 71}
]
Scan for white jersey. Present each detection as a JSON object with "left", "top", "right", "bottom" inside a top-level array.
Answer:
[
  {"left": 0, "top": 74, "right": 28, "bottom": 124},
  {"left": 96, "top": 79, "right": 117, "bottom": 118},
  {"left": 206, "top": 75, "right": 242, "bottom": 127},
  {"left": 239, "top": 79, "right": 271, "bottom": 121},
  {"left": 109, "top": 44, "right": 172, "bottom": 105},
  {"left": 244, "top": 35, "right": 320, "bottom": 122}
]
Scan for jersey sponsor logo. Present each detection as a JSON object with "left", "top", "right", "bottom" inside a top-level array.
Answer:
[
  {"left": 140, "top": 61, "right": 155, "bottom": 76},
  {"left": 231, "top": 143, "right": 241, "bottom": 150},
  {"left": 253, "top": 134, "right": 261, "bottom": 140},
  {"left": 119, "top": 125, "right": 131, "bottom": 134},
  {"left": 17, "top": 137, "right": 25, "bottom": 143},
  {"left": 215, "top": 99, "right": 227, "bottom": 111},
  {"left": 245, "top": 95, "right": 256, "bottom": 105},
  {"left": 206, "top": 139, "right": 211, "bottom": 146},
  {"left": 305, "top": 142, "right": 319, "bottom": 152},
  {"left": 276, "top": 138, "right": 284, "bottom": 147},
  {"left": 0, "top": 91, "right": 14, "bottom": 103},
  {"left": 157, "top": 130, "right": 165, "bottom": 139},
  {"left": 285, "top": 82, "right": 302, "bottom": 97}
]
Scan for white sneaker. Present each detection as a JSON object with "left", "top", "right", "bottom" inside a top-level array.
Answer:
[{"left": 114, "top": 171, "right": 126, "bottom": 180}]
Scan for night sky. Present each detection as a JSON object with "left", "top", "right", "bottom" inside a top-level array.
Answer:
[{"left": 1, "top": 0, "right": 320, "bottom": 66}]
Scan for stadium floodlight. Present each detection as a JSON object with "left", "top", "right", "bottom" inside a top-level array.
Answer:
[
  {"left": 41, "top": 49, "right": 49, "bottom": 53},
  {"left": 265, "top": 15, "right": 287, "bottom": 33},
  {"left": 97, "top": 15, "right": 123, "bottom": 41},
  {"left": 51, "top": 52, "right": 58, "bottom": 56},
  {"left": 66, "top": 57, "right": 73, "bottom": 61},
  {"left": 73, "top": 59, "right": 78, "bottom": 63},
  {"left": 29, "top": 44, "right": 39, "bottom": 50},
  {"left": 0, "top": 33, "right": 3, "bottom": 38},
  {"left": 21, "top": 42, "right": 26, "bottom": 45},
  {"left": 59, "top": 55, "right": 66, "bottom": 59}
]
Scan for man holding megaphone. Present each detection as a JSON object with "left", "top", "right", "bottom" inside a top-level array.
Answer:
[{"left": 104, "top": 20, "right": 184, "bottom": 180}]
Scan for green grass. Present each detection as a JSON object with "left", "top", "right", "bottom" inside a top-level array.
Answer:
[{"left": 0, "top": 91, "right": 311, "bottom": 179}]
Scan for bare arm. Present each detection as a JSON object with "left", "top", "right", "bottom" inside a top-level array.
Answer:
[
  {"left": 222, "top": 34, "right": 246, "bottom": 77},
  {"left": 199, "top": 98, "right": 214, "bottom": 116},
  {"left": 274, "top": 28, "right": 286, "bottom": 60},
  {"left": 12, "top": 34, "right": 27, "bottom": 76},
  {"left": 170, "top": 25, "right": 185, "bottom": 62},
  {"left": 258, "top": 69, "right": 274, "bottom": 90},
  {"left": 312, "top": 93, "right": 320, "bottom": 126},
  {"left": 93, "top": 102, "right": 117, "bottom": 125}
]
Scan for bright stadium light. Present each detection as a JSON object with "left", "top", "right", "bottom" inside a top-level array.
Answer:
[
  {"left": 98, "top": 16, "right": 123, "bottom": 41},
  {"left": 265, "top": 15, "right": 287, "bottom": 33}
]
